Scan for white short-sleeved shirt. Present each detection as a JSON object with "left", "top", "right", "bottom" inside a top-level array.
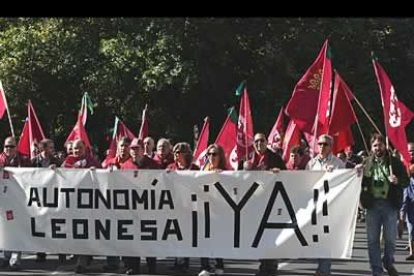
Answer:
[{"left": 306, "top": 153, "right": 345, "bottom": 171}]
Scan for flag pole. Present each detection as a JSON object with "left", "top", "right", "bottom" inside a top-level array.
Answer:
[
  {"left": 352, "top": 95, "right": 384, "bottom": 136},
  {"left": 243, "top": 89, "right": 250, "bottom": 162},
  {"left": 311, "top": 42, "right": 330, "bottom": 157},
  {"left": 355, "top": 120, "right": 369, "bottom": 154},
  {"left": 372, "top": 56, "right": 393, "bottom": 174},
  {"left": 0, "top": 81, "right": 15, "bottom": 137}
]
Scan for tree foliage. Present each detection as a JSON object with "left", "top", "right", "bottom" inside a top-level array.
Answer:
[{"left": 0, "top": 17, "right": 413, "bottom": 154}]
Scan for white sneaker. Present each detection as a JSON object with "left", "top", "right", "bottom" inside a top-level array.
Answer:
[
  {"left": 198, "top": 269, "right": 211, "bottom": 276},
  {"left": 215, "top": 268, "right": 224, "bottom": 275}
]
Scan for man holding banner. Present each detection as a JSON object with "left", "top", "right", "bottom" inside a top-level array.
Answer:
[
  {"left": 244, "top": 132, "right": 286, "bottom": 276},
  {"left": 306, "top": 134, "right": 345, "bottom": 276},
  {"left": 0, "top": 136, "right": 30, "bottom": 271}
]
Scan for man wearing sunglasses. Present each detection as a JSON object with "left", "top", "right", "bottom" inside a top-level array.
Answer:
[
  {"left": 306, "top": 134, "right": 345, "bottom": 276},
  {"left": 0, "top": 136, "right": 30, "bottom": 271},
  {"left": 244, "top": 133, "right": 286, "bottom": 276}
]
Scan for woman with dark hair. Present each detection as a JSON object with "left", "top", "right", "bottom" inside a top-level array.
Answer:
[
  {"left": 167, "top": 142, "right": 199, "bottom": 273},
  {"left": 198, "top": 144, "right": 226, "bottom": 276}
]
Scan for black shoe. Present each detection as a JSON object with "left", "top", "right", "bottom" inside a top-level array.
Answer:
[
  {"left": 148, "top": 265, "right": 156, "bottom": 274},
  {"left": 58, "top": 254, "right": 66, "bottom": 264},
  {"left": 384, "top": 264, "right": 399, "bottom": 276},
  {"left": 75, "top": 265, "right": 86, "bottom": 274},
  {"left": 173, "top": 263, "right": 188, "bottom": 275},
  {"left": 104, "top": 264, "right": 119, "bottom": 272},
  {"left": 86, "top": 256, "right": 93, "bottom": 266},
  {"left": 125, "top": 268, "right": 140, "bottom": 275},
  {"left": 256, "top": 271, "right": 277, "bottom": 276},
  {"left": 9, "top": 264, "right": 20, "bottom": 271},
  {"left": 35, "top": 253, "right": 46, "bottom": 263},
  {"left": 0, "top": 261, "right": 9, "bottom": 269}
]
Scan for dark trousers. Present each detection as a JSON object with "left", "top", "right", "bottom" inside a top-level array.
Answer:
[
  {"left": 123, "top": 257, "right": 156, "bottom": 270},
  {"left": 200, "top": 258, "right": 224, "bottom": 270},
  {"left": 259, "top": 259, "right": 278, "bottom": 274}
]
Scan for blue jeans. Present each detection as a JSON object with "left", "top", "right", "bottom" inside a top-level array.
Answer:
[
  {"left": 316, "top": 258, "right": 331, "bottom": 275},
  {"left": 366, "top": 199, "right": 398, "bottom": 275}
]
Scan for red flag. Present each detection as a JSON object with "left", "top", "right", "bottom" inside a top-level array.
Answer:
[
  {"left": 106, "top": 116, "right": 136, "bottom": 161},
  {"left": 65, "top": 115, "right": 93, "bottom": 151},
  {"left": 329, "top": 73, "right": 358, "bottom": 134},
  {"left": 331, "top": 128, "right": 355, "bottom": 155},
  {"left": 193, "top": 117, "right": 209, "bottom": 167},
  {"left": 236, "top": 88, "right": 254, "bottom": 162},
  {"left": 267, "top": 106, "right": 285, "bottom": 151},
  {"left": 0, "top": 81, "right": 8, "bottom": 120},
  {"left": 17, "top": 118, "right": 30, "bottom": 156},
  {"left": 328, "top": 73, "right": 358, "bottom": 154},
  {"left": 28, "top": 101, "right": 46, "bottom": 159},
  {"left": 215, "top": 107, "right": 238, "bottom": 170},
  {"left": 373, "top": 57, "right": 414, "bottom": 166},
  {"left": 17, "top": 101, "right": 46, "bottom": 159},
  {"left": 282, "top": 119, "right": 302, "bottom": 162},
  {"left": 286, "top": 40, "right": 332, "bottom": 134},
  {"left": 138, "top": 104, "right": 149, "bottom": 140}
]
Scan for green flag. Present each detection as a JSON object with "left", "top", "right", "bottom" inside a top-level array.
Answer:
[{"left": 235, "top": 81, "right": 245, "bottom": 96}]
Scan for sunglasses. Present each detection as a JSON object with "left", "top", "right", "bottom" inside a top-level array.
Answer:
[
  {"left": 207, "top": 152, "right": 218, "bottom": 157},
  {"left": 4, "top": 145, "right": 16, "bottom": 149},
  {"left": 318, "top": 142, "right": 329, "bottom": 146}
]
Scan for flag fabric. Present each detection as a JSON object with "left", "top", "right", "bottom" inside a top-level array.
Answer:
[
  {"left": 328, "top": 73, "right": 358, "bottom": 154},
  {"left": 236, "top": 87, "right": 254, "bottom": 163},
  {"left": 267, "top": 106, "right": 285, "bottom": 151},
  {"left": 281, "top": 119, "right": 302, "bottom": 162},
  {"left": 138, "top": 104, "right": 149, "bottom": 141},
  {"left": 0, "top": 81, "right": 8, "bottom": 120},
  {"left": 328, "top": 72, "right": 358, "bottom": 135},
  {"left": 285, "top": 40, "right": 332, "bottom": 134},
  {"left": 65, "top": 115, "right": 93, "bottom": 151},
  {"left": 193, "top": 117, "right": 209, "bottom": 168},
  {"left": 28, "top": 101, "right": 46, "bottom": 159},
  {"left": 79, "top": 92, "right": 94, "bottom": 126},
  {"left": 331, "top": 128, "right": 355, "bottom": 155},
  {"left": 17, "top": 101, "right": 46, "bottom": 159},
  {"left": 215, "top": 107, "right": 238, "bottom": 170},
  {"left": 106, "top": 116, "right": 136, "bottom": 161},
  {"left": 17, "top": 118, "right": 29, "bottom": 156},
  {"left": 235, "top": 80, "right": 245, "bottom": 96},
  {"left": 372, "top": 57, "right": 414, "bottom": 166}
]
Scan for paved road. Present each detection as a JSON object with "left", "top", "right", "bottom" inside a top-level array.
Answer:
[{"left": 1, "top": 223, "right": 413, "bottom": 275}]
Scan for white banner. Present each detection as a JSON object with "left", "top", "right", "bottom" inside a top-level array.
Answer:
[{"left": 0, "top": 168, "right": 361, "bottom": 259}]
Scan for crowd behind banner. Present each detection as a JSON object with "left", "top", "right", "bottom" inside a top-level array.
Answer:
[{"left": 0, "top": 132, "right": 413, "bottom": 276}]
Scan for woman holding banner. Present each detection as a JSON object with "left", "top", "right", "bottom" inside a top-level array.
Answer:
[{"left": 198, "top": 144, "right": 227, "bottom": 276}]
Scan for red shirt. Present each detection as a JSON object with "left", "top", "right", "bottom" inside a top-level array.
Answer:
[
  {"left": 104, "top": 156, "right": 137, "bottom": 170},
  {"left": 134, "top": 155, "right": 161, "bottom": 169},
  {"left": 153, "top": 153, "right": 174, "bottom": 169},
  {"left": 63, "top": 154, "right": 102, "bottom": 168},
  {"left": 167, "top": 162, "right": 200, "bottom": 171},
  {"left": 251, "top": 149, "right": 286, "bottom": 171},
  {"left": 0, "top": 152, "right": 30, "bottom": 167}
]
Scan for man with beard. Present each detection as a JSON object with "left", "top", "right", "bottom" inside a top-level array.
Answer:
[{"left": 361, "top": 133, "right": 408, "bottom": 276}]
